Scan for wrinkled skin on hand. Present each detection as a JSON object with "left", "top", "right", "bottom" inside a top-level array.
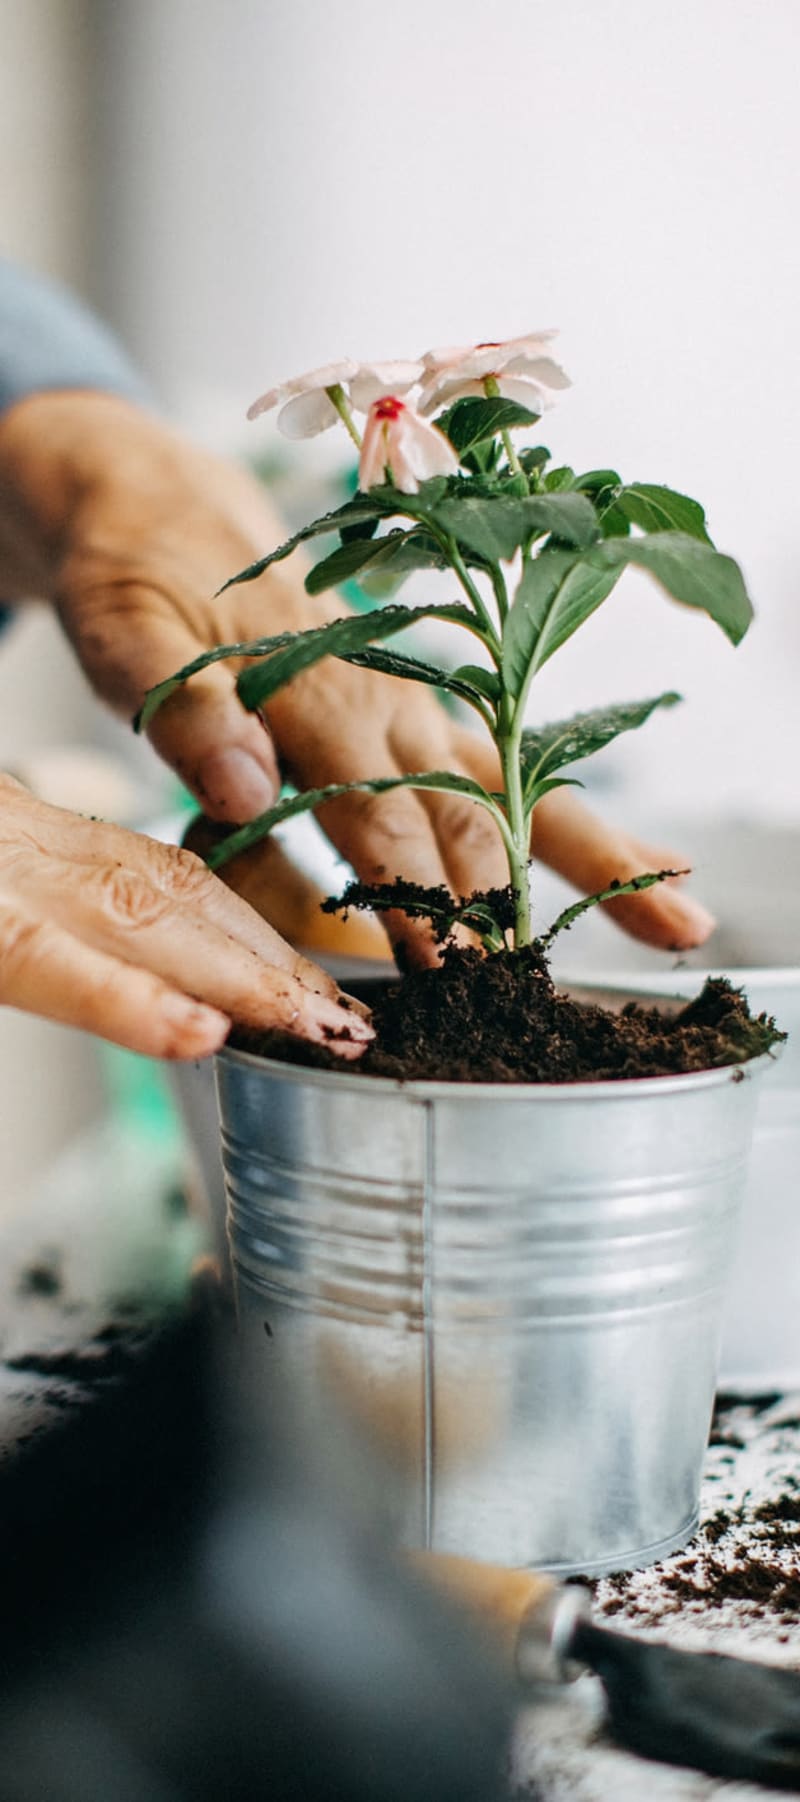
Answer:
[
  {"left": 0, "top": 776, "right": 372, "bottom": 1058},
  {"left": 0, "top": 391, "right": 715, "bottom": 971}
]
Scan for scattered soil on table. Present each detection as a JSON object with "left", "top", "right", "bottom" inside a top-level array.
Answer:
[
  {"left": 592, "top": 1491, "right": 800, "bottom": 1628},
  {"left": 16, "top": 1254, "right": 63, "bottom": 1298},
  {"left": 236, "top": 881, "right": 784, "bottom": 1082}
]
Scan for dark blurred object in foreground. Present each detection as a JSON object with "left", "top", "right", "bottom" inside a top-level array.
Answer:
[{"left": 0, "top": 1312, "right": 510, "bottom": 1802}]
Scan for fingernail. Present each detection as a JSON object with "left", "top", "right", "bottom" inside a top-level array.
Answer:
[
  {"left": 674, "top": 895, "right": 717, "bottom": 937},
  {"left": 195, "top": 749, "right": 278, "bottom": 821},
  {"left": 310, "top": 999, "right": 375, "bottom": 1042},
  {"left": 163, "top": 994, "right": 230, "bottom": 1050},
  {"left": 336, "top": 992, "right": 372, "bottom": 1023}
]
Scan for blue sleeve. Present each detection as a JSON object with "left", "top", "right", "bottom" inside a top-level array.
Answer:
[{"left": 0, "top": 259, "right": 150, "bottom": 416}]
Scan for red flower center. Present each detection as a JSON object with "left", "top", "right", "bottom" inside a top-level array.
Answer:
[{"left": 374, "top": 396, "right": 405, "bottom": 421}]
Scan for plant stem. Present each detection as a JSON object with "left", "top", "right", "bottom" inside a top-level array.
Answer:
[
  {"left": 483, "top": 376, "right": 524, "bottom": 478},
  {"left": 498, "top": 709, "right": 532, "bottom": 946},
  {"left": 447, "top": 538, "right": 500, "bottom": 646},
  {"left": 489, "top": 562, "right": 509, "bottom": 625},
  {"left": 326, "top": 383, "right": 362, "bottom": 450},
  {"left": 421, "top": 516, "right": 501, "bottom": 652}
]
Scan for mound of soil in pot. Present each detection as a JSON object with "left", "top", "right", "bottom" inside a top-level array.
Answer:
[
  {"left": 353, "top": 946, "right": 780, "bottom": 1083},
  {"left": 235, "top": 879, "right": 784, "bottom": 1082}
]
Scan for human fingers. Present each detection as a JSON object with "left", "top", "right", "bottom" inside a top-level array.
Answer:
[
  {"left": 0, "top": 393, "right": 288, "bottom": 826},
  {"left": 0, "top": 778, "right": 372, "bottom": 1052},
  {"left": 310, "top": 764, "right": 457, "bottom": 971},
  {"left": 529, "top": 790, "right": 715, "bottom": 949},
  {"left": 268, "top": 668, "right": 486, "bottom": 967},
  {"left": 5, "top": 846, "right": 372, "bottom": 1052},
  {"left": 33, "top": 800, "right": 345, "bottom": 1002},
  {"left": 390, "top": 714, "right": 510, "bottom": 903},
  {"left": 58, "top": 579, "right": 282, "bottom": 824},
  {"left": 0, "top": 899, "right": 230, "bottom": 1058},
  {"left": 179, "top": 816, "right": 388, "bottom": 979},
  {"left": 453, "top": 728, "right": 715, "bottom": 951}
]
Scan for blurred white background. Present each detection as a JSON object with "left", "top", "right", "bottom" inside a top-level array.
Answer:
[{"left": 0, "top": 0, "right": 798, "bottom": 1196}]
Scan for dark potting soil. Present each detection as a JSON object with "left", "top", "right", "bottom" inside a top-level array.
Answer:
[
  {"left": 657, "top": 1496, "right": 800, "bottom": 1624},
  {"left": 590, "top": 1489, "right": 800, "bottom": 1628},
  {"left": 235, "top": 880, "right": 784, "bottom": 1082}
]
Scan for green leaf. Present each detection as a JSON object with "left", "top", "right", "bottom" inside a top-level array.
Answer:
[
  {"left": 325, "top": 883, "right": 508, "bottom": 954},
  {"left": 205, "top": 769, "right": 503, "bottom": 870},
  {"left": 304, "top": 530, "right": 409, "bottom": 595},
  {"left": 519, "top": 446, "right": 550, "bottom": 476},
  {"left": 462, "top": 438, "right": 501, "bottom": 478},
  {"left": 503, "top": 531, "right": 753, "bottom": 700},
  {"left": 503, "top": 549, "right": 621, "bottom": 698},
  {"left": 235, "top": 602, "right": 477, "bottom": 712},
  {"left": 358, "top": 528, "right": 448, "bottom": 580},
  {"left": 543, "top": 466, "right": 575, "bottom": 492},
  {"left": 520, "top": 693, "right": 681, "bottom": 804},
  {"left": 433, "top": 492, "right": 600, "bottom": 562},
  {"left": 215, "top": 495, "right": 396, "bottom": 595},
  {"left": 340, "top": 514, "right": 381, "bottom": 545},
  {"left": 524, "top": 775, "right": 585, "bottom": 810},
  {"left": 539, "top": 869, "right": 686, "bottom": 951},
  {"left": 601, "top": 532, "right": 752, "bottom": 641},
  {"left": 135, "top": 631, "right": 296, "bottom": 731},
  {"left": 365, "top": 476, "right": 450, "bottom": 517},
  {"left": 340, "top": 646, "right": 494, "bottom": 715},
  {"left": 573, "top": 469, "right": 622, "bottom": 495},
  {"left": 449, "top": 663, "right": 501, "bottom": 702},
  {"left": 435, "top": 396, "right": 539, "bottom": 458},
  {"left": 456, "top": 901, "right": 507, "bottom": 952},
  {"left": 572, "top": 472, "right": 627, "bottom": 537},
  {"left": 618, "top": 483, "right": 712, "bottom": 544},
  {"left": 595, "top": 501, "right": 631, "bottom": 539}
]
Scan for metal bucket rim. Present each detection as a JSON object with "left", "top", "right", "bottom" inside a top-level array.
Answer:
[
  {"left": 215, "top": 1039, "right": 777, "bottom": 1102},
  {"left": 555, "top": 963, "right": 800, "bottom": 992}
]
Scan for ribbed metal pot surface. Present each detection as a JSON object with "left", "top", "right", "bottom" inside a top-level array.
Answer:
[{"left": 214, "top": 1016, "right": 771, "bottom": 1576}]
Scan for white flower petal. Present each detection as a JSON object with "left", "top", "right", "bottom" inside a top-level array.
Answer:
[
  {"left": 277, "top": 388, "right": 340, "bottom": 438},
  {"left": 393, "top": 412, "right": 458, "bottom": 490},
  {"left": 386, "top": 443, "right": 420, "bottom": 492},
  {"left": 417, "top": 333, "right": 567, "bottom": 412},
  {"left": 417, "top": 374, "right": 487, "bottom": 414},
  {"left": 504, "top": 352, "right": 571, "bottom": 390},
  {"left": 420, "top": 343, "right": 476, "bottom": 374},
  {"left": 247, "top": 358, "right": 359, "bottom": 422},
  {"left": 349, "top": 360, "right": 424, "bottom": 410},
  {"left": 286, "top": 357, "right": 360, "bottom": 394},
  {"left": 491, "top": 375, "right": 553, "bottom": 412},
  {"left": 246, "top": 384, "right": 284, "bottom": 422},
  {"left": 496, "top": 331, "right": 559, "bottom": 360},
  {"left": 358, "top": 408, "right": 393, "bottom": 490},
  {"left": 358, "top": 400, "right": 458, "bottom": 494}
]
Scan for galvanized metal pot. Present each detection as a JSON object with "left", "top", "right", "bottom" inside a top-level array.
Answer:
[
  {"left": 213, "top": 982, "right": 773, "bottom": 1577},
  {"left": 584, "top": 968, "right": 799, "bottom": 1391}
]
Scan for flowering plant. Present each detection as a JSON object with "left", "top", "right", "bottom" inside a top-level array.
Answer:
[{"left": 139, "top": 336, "right": 753, "bottom": 953}]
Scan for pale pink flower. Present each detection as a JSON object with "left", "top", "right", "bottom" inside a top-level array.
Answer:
[
  {"left": 247, "top": 358, "right": 424, "bottom": 438},
  {"left": 358, "top": 396, "right": 459, "bottom": 493},
  {"left": 417, "top": 332, "right": 570, "bottom": 416}
]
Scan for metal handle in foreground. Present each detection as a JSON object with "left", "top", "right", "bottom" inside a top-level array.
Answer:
[{"left": 408, "top": 1551, "right": 592, "bottom": 1686}]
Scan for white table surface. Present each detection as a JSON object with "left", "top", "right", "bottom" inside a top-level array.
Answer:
[{"left": 512, "top": 1393, "right": 800, "bottom": 1797}]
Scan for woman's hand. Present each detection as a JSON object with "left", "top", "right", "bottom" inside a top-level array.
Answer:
[
  {"left": 0, "top": 391, "right": 715, "bottom": 966},
  {"left": 0, "top": 776, "right": 372, "bottom": 1059}
]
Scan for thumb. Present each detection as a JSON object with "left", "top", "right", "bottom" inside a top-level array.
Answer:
[
  {"left": 147, "top": 658, "right": 281, "bottom": 825},
  {"left": 61, "top": 580, "right": 281, "bottom": 824}
]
